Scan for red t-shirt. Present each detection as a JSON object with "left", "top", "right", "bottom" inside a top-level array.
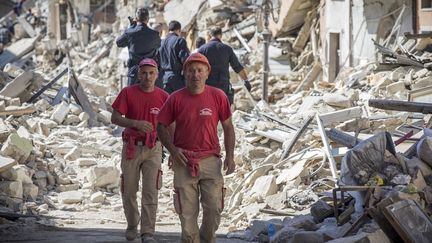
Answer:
[
  {"left": 157, "top": 85, "right": 232, "bottom": 153},
  {"left": 112, "top": 85, "right": 169, "bottom": 134}
]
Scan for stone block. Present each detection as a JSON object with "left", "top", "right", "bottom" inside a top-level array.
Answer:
[
  {"left": 310, "top": 200, "right": 333, "bottom": 222},
  {"left": 50, "top": 102, "right": 70, "bottom": 124},
  {"left": 283, "top": 215, "right": 318, "bottom": 231},
  {"left": 90, "top": 191, "right": 105, "bottom": 203},
  {"left": 7, "top": 98, "right": 21, "bottom": 106},
  {"left": 34, "top": 99, "right": 50, "bottom": 112},
  {"left": 58, "top": 184, "right": 80, "bottom": 192},
  {"left": 79, "top": 112, "right": 89, "bottom": 122},
  {"left": 97, "top": 110, "right": 112, "bottom": 124},
  {"left": 291, "top": 231, "right": 324, "bottom": 243},
  {"left": 0, "top": 164, "right": 33, "bottom": 184},
  {"left": 323, "top": 93, "right": 351, "bottom": 108},
  {"left": 69, "top": 103, "right": 82, "bottom": 115},
  {"left": 0, "top": 181, "right": 23, "bottom": 199},
  {"left": 64, "top": 147, "right": 80, "bottom": 161},
  {"left": 249, "top": 175, "right": 278, "bottom": 198},
  {"left": 88, "top": 165, "right": 120, "bottom": 188},
  {"left": 64, "top": 114, "right": 81, "bottom": 125},
  {"left": 59, "top": 190, "right": 83, "bottom": 204},
  {"left": 77, "top": 158, "right": 97, "bottom": 167},
  {"left": 386, "top": 81, "right": 407, "bottom": 94},
  {"left": 0, "top": 133, "right": 33, "bottom": 164},
  {"left": 23, "top": 183, "right": 38, "bottom": 201}
]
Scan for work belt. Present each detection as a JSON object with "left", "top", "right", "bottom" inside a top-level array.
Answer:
[{"left": 123, "top": 139, "right": 157, "bottom": 146}]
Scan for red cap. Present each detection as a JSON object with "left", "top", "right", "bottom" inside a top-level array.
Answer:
[
  {"left": 139, "top": 58, "right": 158, "bottom": 68},
  {"left": 183, "top": 53, "right": 211, "bottom": 72}
]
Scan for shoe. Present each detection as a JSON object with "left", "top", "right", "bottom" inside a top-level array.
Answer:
[
  {"left": 125, "top": 226, "right": 137, "bottom": 241},
  {"left": 141, "top": 233, "right": 157, "bottom": 243}
]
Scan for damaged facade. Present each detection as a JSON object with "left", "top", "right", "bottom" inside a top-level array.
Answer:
[{"left": 0, "top": 0, "right": 432, "bottom": 242}]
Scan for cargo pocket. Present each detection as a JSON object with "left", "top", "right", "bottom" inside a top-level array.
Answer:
[
  {"left": 120, "top": 174, "right": 124, "bottom": 194},
  {"left": 173, "top": 187, "right": 182, "bottom": 214},
  {"left": 156, "top": 169, "right": 163, "bottom": 190},
  {"left": 221, "top": 187, "right": 226, "bottom": 210}
]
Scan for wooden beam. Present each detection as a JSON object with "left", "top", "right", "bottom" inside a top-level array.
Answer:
[
  {"left": 0, "top": 106, "right": 36, "bottom": 116},
  {"left": 233, "top": 27, "right": 251, "bottom": 53},
  {"left": 294, "top": 61, "right": 322, "bottom": 93},
  {"left": 316, "top": 114, "right": 338, "bottom": 181}
]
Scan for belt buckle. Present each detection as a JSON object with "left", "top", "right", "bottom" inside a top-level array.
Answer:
[{"left": 136, "top": 141, "right": 145, "bottom": 146}]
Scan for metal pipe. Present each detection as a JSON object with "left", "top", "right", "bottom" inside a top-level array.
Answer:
[{"left": 261, "top": 0, "right": 271, "bottom": 102}]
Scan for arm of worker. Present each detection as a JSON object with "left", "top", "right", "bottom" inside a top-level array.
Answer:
[
  {"left": 157, "top": 123, "right": 187, "bottom": 166},
  {"left": 228, "top": 48, "right": 251, "bottom": 92},
  {"left": 116, "top": 31, "right": 129, "bottom": 48},
  {"left": 221, "top": 117, "right": 236, "bottom": 175},
  {"left": 111, "top": 109, "right": 153, "bottom": 133},
  {"left": 237, "top": 69, "right": 251, "bottom": 92},
  {"left": 177, "top": 38, "right": 190, "bottom": 64}
]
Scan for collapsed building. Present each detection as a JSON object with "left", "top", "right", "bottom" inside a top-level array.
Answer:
[{"left": 0, "top": 0, "right": 432, "bottom": 242}]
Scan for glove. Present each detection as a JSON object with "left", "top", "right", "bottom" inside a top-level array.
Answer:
[{"left": 244, "top": 80, "right": 252, "bottom": 92}]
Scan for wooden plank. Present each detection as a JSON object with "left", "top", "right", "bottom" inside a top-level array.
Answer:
[
  {"left": 328, "top": 32, "right": 340, "bottom": 82},
  {"left": 0, "top": 155, "right": 16, "bottom": 173},
  {"left": 68, "top": 69, "right": 97, "bottom": 126},
  {"left": 0, "top": 106, "right": 36, "bottom": 116},
  {"left": 316, "top": 114, "right": 338, "bottom": 181},
  {"left": 292, "top": 8, "right": 316, "bottom": 52},
  {"left": 320, "top": 106, "right": 363, "bottom": 126},
  {"left": 294, "top": 61, "right": 322, "bottom": 92},
  {"left": 233, "top": 27, "right": 251, "bottom": 53}
]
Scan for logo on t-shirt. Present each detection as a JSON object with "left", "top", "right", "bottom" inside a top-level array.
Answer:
[
  {"left": 199, "top": 108, "right": 213, "bottom": 116},
  {"left": 150, "top": 107, "right": 160, "bottom": 115}
]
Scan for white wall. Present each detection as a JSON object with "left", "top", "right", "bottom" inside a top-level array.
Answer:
[
  {"left": 320, "top": 0, "right": 413, "bottom": 81},
  {"left": 351, "top": 0, "right": 413, "bottom": 66},
  {"left": 320, "top": 0, "right": 351, "bottom": 81}
]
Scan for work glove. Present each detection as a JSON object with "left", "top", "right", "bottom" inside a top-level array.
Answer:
[{"left": 244, "top": 79, "right": 252, "bottom": 92}]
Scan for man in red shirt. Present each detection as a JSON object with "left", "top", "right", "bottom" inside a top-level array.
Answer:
[
  {"left": 157, "top": 53, "right": 236, "bottom": 243},
  {"left": 111, "top": 58, "right": 168, "bottom": 243}
]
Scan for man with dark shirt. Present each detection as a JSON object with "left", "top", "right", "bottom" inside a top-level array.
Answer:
[
  {"left": 158, "top": 20, "right": 190, "bottom": 93},
  {"left": 198, "top": 27, "right": 251, "bottom": 104},
  {"left": 116, "top": 8, "right": 161, "bottom": 86}
]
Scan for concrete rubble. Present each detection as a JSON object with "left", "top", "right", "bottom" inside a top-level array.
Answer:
[{"left": 1, "top": 0, "right": 432, "bottom": 242}]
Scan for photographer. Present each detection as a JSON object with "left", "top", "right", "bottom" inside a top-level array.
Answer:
[{"left": 116, "top": 8, "right": 160, "bottom": 86}]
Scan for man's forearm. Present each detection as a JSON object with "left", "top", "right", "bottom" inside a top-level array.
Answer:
[
  {"left": 223, "top": 125, "right": 235, "bottom": 159},
  {"left": 112, "top": 114, "right": 136, "bottom": 129},
  {"left": 238, "top": 69, "right": 248, "bottom": 81},
  {"left": 157, "top": 123, "right": 177, "bottom": 154}
]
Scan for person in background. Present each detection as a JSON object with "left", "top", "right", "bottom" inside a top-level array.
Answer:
[
  {"left": 158, "top": 20, "right": 190, "bottom": 94},
  {"left": 198, "top": 27, "right": 251, "bottom": 105},
  {"left": 116, "top": 8, "right": 160, "bottom": 86}
]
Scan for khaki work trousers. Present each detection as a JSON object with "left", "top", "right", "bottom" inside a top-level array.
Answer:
[
  {"left": 121, "top": 142, "right": 163, "bottom": 235},
  {"left": 172, "top": 156, "right": 225, "bottom": 243}
]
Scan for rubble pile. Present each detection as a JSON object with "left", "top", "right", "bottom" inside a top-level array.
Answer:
[{"left": 0, "top": 0, "right": 432, "bottom": 242}]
